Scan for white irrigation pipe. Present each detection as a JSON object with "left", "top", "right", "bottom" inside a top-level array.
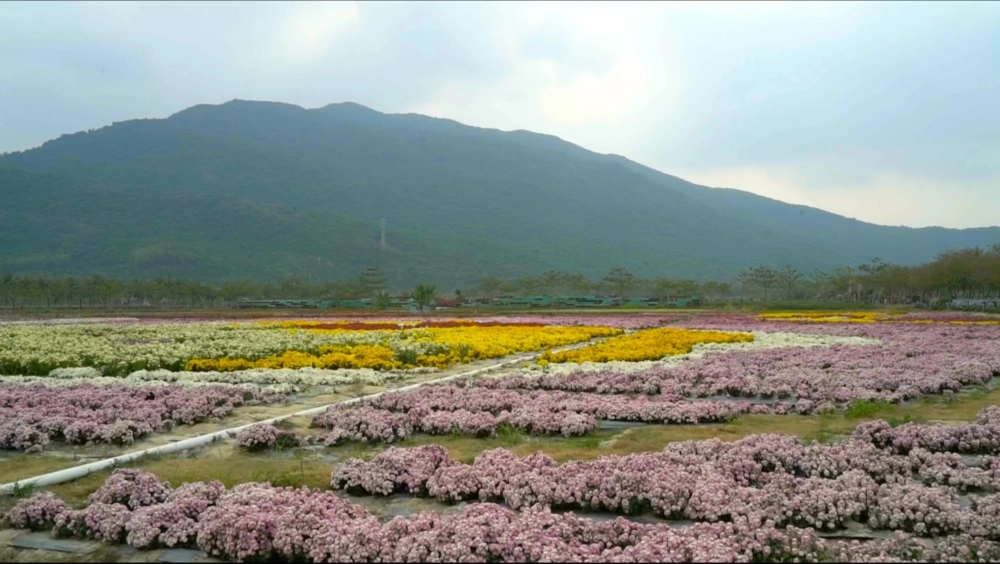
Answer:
[{"left": 1, "top": 338, "right": 604, "bottom": 494}]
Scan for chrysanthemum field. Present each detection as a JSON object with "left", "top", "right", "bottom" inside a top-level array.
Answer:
[{"left": 3, "top": 311, "right": 1000, "bottom": 562}]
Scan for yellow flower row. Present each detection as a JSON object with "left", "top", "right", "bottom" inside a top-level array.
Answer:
[
  {"left": 758, "top": 311, "right": 886, "bottom": 323},
  {"left": 185, "top": 325, "right": 622, "bottom": 372},
  {"left": 184, "top": 345, "right": 403, "bottom": 372},
  {"left": 408, "top": 326, "right": 623, "bottom": 369},
  {"left": 895, "top": 319, "right": 1000, "bottom": 326},
  {"left": 538, "top": 327, "right": 754, "bottom": 365},
  {"left": 758, "top": 311, "right": 1000, "bottom": 325}
]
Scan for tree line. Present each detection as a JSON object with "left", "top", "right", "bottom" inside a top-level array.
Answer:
[{"left": 1, "top": 246, "right": 998, "bottom": 309}]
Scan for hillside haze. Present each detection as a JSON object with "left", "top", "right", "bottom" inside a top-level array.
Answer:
[{"left": 2, "top": 99, "right": 997, "bottom": 288}]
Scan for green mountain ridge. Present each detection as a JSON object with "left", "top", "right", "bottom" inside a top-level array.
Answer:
[
  {"left": 0, "top": 168, "right": 558, "bottom": 286},
  {"left": 1, "top": 99, "right": 997, "bottom": 287}
]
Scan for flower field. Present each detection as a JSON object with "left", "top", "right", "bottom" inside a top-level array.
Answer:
[
  {"left": 0, "top": 383, "right": 283, "bottom": 452},
  {"left": 537, "top": 327, "right": 754, "bottom": 364},
  {"left": 3, "top": 310, "right": 1000, "bottom": 561},
  {"left": 0, "top": 320, "right": 619, "bottom": 375}
]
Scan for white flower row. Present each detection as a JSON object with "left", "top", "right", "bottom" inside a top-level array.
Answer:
[
  {"left": 0, "top": 317, "right": 141, "bottom": 326},
  {"left": 0, "top": 365, "right": 435, "bottom": 392},
  {"left": 0, "top": 374, "right": 299, "bottom": 395},
  {"left": 527, "top": 331, "right": 881, "bottom": 375}
]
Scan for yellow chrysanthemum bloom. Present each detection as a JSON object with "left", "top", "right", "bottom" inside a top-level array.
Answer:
[
  {"left": 184, "top": 325, "right": 622, "bottom": 372},
  {"left": 540, "top": 327, "right": 753, "bottom": 364},
  {"left": 757, "top": 311, "right": 886, "bottom": 323}
]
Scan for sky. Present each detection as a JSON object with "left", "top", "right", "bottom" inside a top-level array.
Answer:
[{"left": 1, "top": 1, "right": 998, "bottom": 228}]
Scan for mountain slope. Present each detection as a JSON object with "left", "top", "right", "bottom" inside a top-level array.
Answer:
[
  {"left": 607, "top": 159, "right": 1000, "bottom": 266},
  {"left": 1, "top": 99, "right": 997, "bottom": 284},
  {"left": 0, "top": 168, "right": 559, "bottom": 286}
]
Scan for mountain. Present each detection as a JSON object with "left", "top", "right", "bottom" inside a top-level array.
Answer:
[
  {"left": 1, "top": 99, "right": 997, "bottom": 287},
  {"left": 0, "top": 168, "right": 553, "bottom": 286}
]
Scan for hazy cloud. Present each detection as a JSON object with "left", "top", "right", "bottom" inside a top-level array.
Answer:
[{"left": 1, "top": 1, "right": 998, "bottom": 228}]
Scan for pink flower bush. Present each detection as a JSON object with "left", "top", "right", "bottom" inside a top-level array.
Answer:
[
  {"left": 87, "top": 468, "right": 172, "bottom": 510},
  {"left": 234, "top": 423, "right": 279, "bottom": 450},
  {"left": 166, "top": 480, "right": 227, "bottom": 517},
  {"left": 853, "top": 416, "right": 1000, "bottom": 455},
  {"left": 0, "top": 382, "right": 285, "bottom": 452},
  {"left": 234, "top": 423, "right": 300, "bottom": 451},
  {"left": 327, "top": 432, "right": 1000, "bottom": 539},
  {"left": 53, "top": 502, "right": 132, "bottom": 543},
  {"left": 9, "top": 451, "right": 1000, "bottom": 562},
  {"left": 331, "top": 445, "right": 457, "bottom": 495},
  {"left": 911, "top": 448, "right": 994, "bottom": 491},
  {"left": 314, "top": 406, "right": 411, "bottom": 445},
  {"left": 196, "top": 483, "right": 375, "bottom": 562},
  {"left": 978, "top": 406, "right": 1000, "bottom": 426},
  {"left": 126, "top": 502, "right": 200, "bottom": 549},
  {"left": 311, "top": 386, "right": 755, "bottom": 445},
  {"left": 5, "top": 492, "right": 71, "bottom": 531}
]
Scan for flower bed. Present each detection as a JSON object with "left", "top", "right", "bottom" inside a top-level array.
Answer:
[
  {"left": 310, "top": 388, "right": 756, "bottom": 444},
  {"left": 500, "top": 319, "right": 999, "bottom": 405},
  {"left": 0, "top": 382, "right": 284, "bottom": 452},
  {"left": 0, "top": 366, "right": 419, "bottom": 392},
  {"left": 0, "top": 320, "right": 621, "bottom": 376},
  {"left": 759, "top": 310, "right": 1000, "bottom": 326},
  {"left": 0, "top": 322, "right": 399, "bottom": 376},
  {"left": 284, "top": 314, "right": 686, "bottom": 330},
  {"left": 330, "top": 415, "right": 1000, "bottom": 533},
  {"left": 279, "top": 320, "right": 549, "bottom": 330},
  {"left": 538, "top": 327, "right": 754, "bottom": 364},
  {"left": 184, "top": 325, "right": 621, "bottom": 372},
  {"left": 9, "top": 446, "right": 1000, "bottom": 562}
]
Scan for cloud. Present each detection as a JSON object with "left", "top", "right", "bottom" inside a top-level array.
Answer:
[
  {"left": 277, "top": 2, "right": 359, "bottom": 64},
  {"left": 536, "top": 56, "right": 648, "bottom": 126},
  {"left": 405, "top": 2, "right": 683, "bottom": 153},
  {"left": 676, "top": 165, "right": 1000, "bottom": 229}
]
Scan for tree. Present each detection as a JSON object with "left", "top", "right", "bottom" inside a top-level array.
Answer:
[
  {"left": 412, "top": 283, "right": 436, "bottom": 311},
  {"left": 358, "top": 267, "right": 387, "bottom": 297},
  {"left": 716, "top": 282, "right": 732, "bottom": 301},
  {"left": 828, "top": 266, "right": 854, "bottom": 298},
  {"left": 65, "top": 277, "right": 81, "bottom": 308},
  {"left": 220, "top": 280, "right": 256, "bottom": 305},
  {"left": 36, "top": 276, "right": 51, "bottom": 309},
  {"left": 372, "top": 289, "right": 391, "bottom": 310},
  {"left": 776, "top": 265, "right": 803, "bottom": 299},
  {"left": 749, "top": 266, "right": 779, "bottom": 302},
  {"left": 673, "top": 279, "right": 699, "bottom": 297},
  {"left": 735, "top": 270, "right": 753, "bottom": 305},
  {"left": 857, "top": 257, "right": 893, "bottom": 303},
  {"left": 513, "top": 277, "right": 542, "bottom": 295},
  {"left": 0, "top": 274, "right": 12, "bottom": 309},
  {"left": 477, "top": 276, "right": 504, "bottom": 298},
  {"left": 603, "top": 267, "right": 636, "bottom": 298},
  {"left": 563, "top": 273, "right": 594, "bottom": 294},
  {"left": 651, "top": 277, "right": 677, "bottom": 299},
  {"left": 539, "top": 270, "right": 565, "bottom": 294},
  {"left": 83, "top": 274, "right": 107, "bottom": 308}
]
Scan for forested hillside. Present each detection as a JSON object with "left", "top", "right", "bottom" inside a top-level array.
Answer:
[{"left": 2, "top": 100, "right": 997, "bottom": 286}]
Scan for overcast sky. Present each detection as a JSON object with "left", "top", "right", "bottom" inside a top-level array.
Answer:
[{"left": 2, "top": 1, "right": 998, "bottom": 228}]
